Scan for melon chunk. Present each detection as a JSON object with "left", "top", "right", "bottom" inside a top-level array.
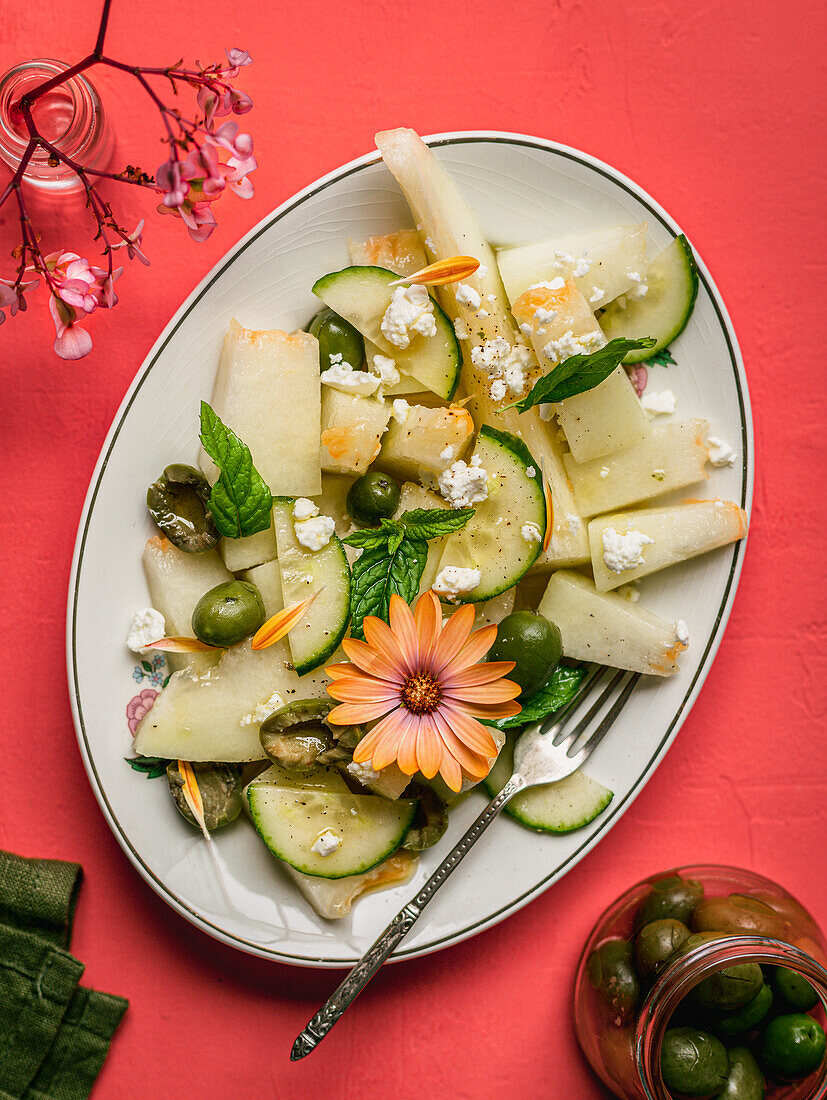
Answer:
[
  {"left": 589, "top": 500, "right": 748, "bottom": 591},
  {"left": 497, "top": 223, "right": 648, "bottom": 307},
  {"left": 242, "top": 559, "right": 283, "bottom": 616},
  {"left": 320, "top": 389, "right": 392, "bottom": 475},
  {"left": 376, "top": 403, "right": 474, "bottom": 481},
  {"left": 283, "top": 850, "right": 417, "bottom": 920},
  {"left": 201, "top": 319, "right": 321, "bottom": 496},
  {"left": 565, "top": 420, "right": 710, "bottom": 518},
  {"left": 393, "top": 482, "right": 448, "bottom": 594},
  {"left": 219, "top": 520, "right": 276, "bottom": 573},
  {"left": 132, "top": 640, "right": 332, "bottom": 761},
  {"left": 142, "top": 536, "right": 230, "bottom": 672},
  {"left": 348, "top": 229, "right": 427, "bottom": 277},
  {"left": 538, "top": 570, "right": 687, "bottom": 676},
  {"left": 313, "top": 473, "right": 356, "bottom": 535}
]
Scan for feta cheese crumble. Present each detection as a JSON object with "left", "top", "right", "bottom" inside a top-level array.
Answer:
[
  {"left": 371, "top": 353, "right": 400, "bottom": 388},
  {"left": 543, "top": 329, "right": 604, "bottom": 365},
  {"left": 572, "top": 257, "right": 591, "bottom": 278},
  {"left": 455, "top": 283, "right": 482, "bottom": 310},
  {"left": 240, "top": 691, "right": 285, "bottom": 727},
  {"left": 380, "top": 284, "right": 436, "bottom": 348},
  {"left": 437, "top": 458, "right": 489, "bottom": 508},
  {"left": 476, "top": 263, "right": 489, "bottom": 278},
  {"left": 293, "top": 499, "right": 336, "bottom": 551},
  {"left": 641, "top": 389, "right": 677, "bottom": 417},
  {"left": 529, "top": 277, "right": 565, "bottom": 292},
  {"left": 320, "top": 360, "right": 381, "bottom": 395},
  {"left": 127, "top": 608, "right": 166, "bottom": 654},
  {"left": 490, "top": 378, "right": 507, "bottom": 401},
  {"left": 470, "top": 338, "right": 533, "bottom": 396},
  {"left": 625, "top": 271, "right": 648, "bottom": 300},
  {"left": 534, "top": 306, "right": 558, "bottom": 329},
  {"left": 293, "top": 497, "right": 319, "bottom": 521},
  {"left": 525, "top": 466, "right": 536, "bottom": 478},
  {"left": 347, "top": 760, "right": 380, "bottom": 787},
  {"left": 589, "top": 287, "right": 606, "bottom": 305},
  {"left": 675, "top": 619, "right": 690, "bottom": 647},
  {"left": 310, "top": 829, "right": 343, "bottom": 857},
  {"left": 566, "top": 513, "right": 582, "bottom": 533},
  {"left": 521, "top": 522, "right": 542, "bottom": 543},
  {"left": 432, "top": 566, "right": 481, "bottom": 600},
  {"left": 707, "top": 436, "right": 736, "bottom": 466},
  {"left": 439, "top": 445, "right": 455, "bottom": 465},
  {"left": 453, "top": 317, "right": 470, "bottom": 340},
  {"left": 602, "top": 527, "right": 654, "bottom": 573},
  {"left": 391, "top": 398, "right": 410, "bottom": 424}
]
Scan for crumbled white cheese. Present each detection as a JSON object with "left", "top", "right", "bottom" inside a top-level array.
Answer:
[
  {"left": 486, "top": 293, "right": 496, "bottom": 303},
  {"left": 477, "top": 308, "right": 490, "bottom": 318},
  {"left": 599, "top": 466, "right": 611, "bottom": 479},
  {"left": 240, "top": 691, "right": 285, "bottom": 727},
  {"left": 392, "top": 398, "right": 410, "bottom": 424},
  {"left": 554, "top": 251, "right": 575, "bottom": 265},
  {"left": 572, "top": 257, "right": 591, "bottom": 278},
  {"left": 294, "top": 514, "right": 336, "bottom": 551},
  {"left": 641, "top": 389, "right": 677, "bottom": 417},
  {"left": 543, "top": 329, "right": 604, "bottom": 364},
  {"left": 529, "top": 277, "right": 565, "bottom": 292},
  {"left": 707, "top": 436, "right": 736, "bottom": 466},
  {"left": 293, "top": 497, "right": 319, "bottom": 521},
  {"left": 602, "top": 527, "right": 655, "bottom": 573},
  {"left": 476, "top": 263, "right": 489, "bottom": 278},
  {"left": 320, "top": 360, "right": 381, "bottom": 395},
  {"left": 439, "top": 445, "right": 455, "bottom": 465},
  {"left": 455, "top": 283, "right": 482, "bottom": 310},
  {"left": 526, "top": 465, "right": 536, "bottom": 478},
  {"left": 566, "top": 513, "right": 582, "bottom": 533},
  {"left": 310, "top": 829, "right": 342, "bottom": 857},
  {"left": 347, "top": 760, "right": 380, "bottom": 787},
  {"left": 534, "top": 306, "right": 558, "bottom": 330},
  {"left": 490, "top": 378, "right": 507, "bottom": 401},
  {"left": 437, "top": 459, "right": 489, "bottom": 508},
  {"left": 380, "top": 284, "right": 436, "bottom": 348},
  {"left": 471, "top": 338, "right": 532, "bottom": 396},
  {"left": 521, "top": 522, "right": 542, "bottom": 543},
  {"left": 424, "top": 236, "right": 436, "bottom": 253},
  {"left": 127, "top": 608, "right": 166, "bottom": 654},
  {"left": 371, "top": 353, "right": 400, "bottom": 388},
  {"left": 675, "top": 619, "right": 690, "bottom": 646},
  {"left": 453, "top": 317, "right": 470, "bottom": 340},
  {"left": 433, "top": 566, "right": 481, "bottom": 600},
  {"left": 625, "top": 271, "right": 648, "bottom": 300},
  {"left": 519, "top": 322, "right": 534, "bottom": 337},
  {"left": 589, "top": 287, "right": 606, "bottom": 305}
]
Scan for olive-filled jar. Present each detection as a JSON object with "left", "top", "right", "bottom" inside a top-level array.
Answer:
[{"left": 573, "top": 866, "right": 827, "bottom": 1100}]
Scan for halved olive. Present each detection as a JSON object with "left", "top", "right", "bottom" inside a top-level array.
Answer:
[
  {"left": 634, "top": 919, "right": 691, "bottom": 981},
  {"left": 260, "top": 699, "right": 335, "bottom": 768},
  {"left": 660, "top": 1028, "right": 730, "bottom": 1098},
  {"left": 191, "top": 580, "right": 265, "bottom": 647},
  {"left": 308, "top": 307, "right": 365, "bottom": 372},
  {"left": 639, "top": 874, "right": 704, "bottom": 927},
  {"left": 402, "top": 785, "right": 449, "bottom": 851},
  {"left": 586, "top": 939, "right": 640, "bottom": 1022},
  {"left": 147, "top": 464, "right": 218, "bottom": 553},
  {"left": 167, "top": 761, "right": 244, "bottom": 831}
]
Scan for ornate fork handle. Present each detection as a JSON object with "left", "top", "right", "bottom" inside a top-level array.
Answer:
[{"left": 290, "top": 774, "right": 526, "bottom": 1060}]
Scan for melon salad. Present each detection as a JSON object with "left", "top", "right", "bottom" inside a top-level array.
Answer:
[{"left": 128, "top": 127, "right": 747, "bottom": 921}]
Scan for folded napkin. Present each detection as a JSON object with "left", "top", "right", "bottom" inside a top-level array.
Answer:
[{"left": 0, "top": 851, "right": 128, "bottom": 1100}]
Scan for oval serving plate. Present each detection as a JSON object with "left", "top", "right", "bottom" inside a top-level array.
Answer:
[{"left": 67, "top": 132, "right": 752, "bottom": 967}]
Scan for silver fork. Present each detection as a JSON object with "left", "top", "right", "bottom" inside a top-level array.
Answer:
[{"left": 290, "top": 666, "right": 640, "bottom": 1061}]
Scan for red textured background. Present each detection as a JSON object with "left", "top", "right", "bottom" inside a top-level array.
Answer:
[{"left": 1, "top": 1, "right": 825, "bottom": 1096}]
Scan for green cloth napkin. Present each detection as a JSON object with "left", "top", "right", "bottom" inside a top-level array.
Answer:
[{"left": 0, "top": 851, "right": 127, "bottom": 1100}]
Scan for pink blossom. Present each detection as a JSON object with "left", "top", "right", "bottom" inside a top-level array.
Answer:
[
  {"left": 205, "top": 120, "right": 253, "bottom": 162},
  {"left": 111, "top": 220, "right": 150, "bottom": 266},
  {"left": 225, "top": 48, "right": 252, "bottom": 70},
  {"left": 156, "top": 157, "right": 188, "bottom": 207},
  {"left": 226, "top": 154, "right": 256, "bottom": 198},
  {"left": 90, "top": 265, "right": 123, "bottom": 309},
  {"left": 49, "top": 294, "right": 93, "bottom": 360},
  {"left": 229, "top": 89, "right": 253, "bottom": 115},
  {"left": 45, "top": 251, "right": 106, "bottom": 313},
  {"left": 626, "top": 364, "right": 648, "bottom": 397},
  {"left": 126, "top": 688, "right": 158, "bottom": 734}
]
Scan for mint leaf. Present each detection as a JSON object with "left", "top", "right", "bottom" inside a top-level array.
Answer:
[
  {"left": 125, "top": 755, "right": 170, "bottom": 779},
  {"left": 487, "top": 665, "right": 586, "bottom": 730},
  {"left": 400, "top": 507, "right": 475, "bottom": 539},
  {"left": 641, "top": 347, "right": 676, "bottom": 368},
  {"left": 199, "top": 402, "right": 272, "bottom": 539},
  {"left": 349, "top": 537, "right": 428, "bottom": 639},
  {"left": 509, "top": 337, "right": 657, "bottom": 411},
  {"left": 343, "top": 519, "right": 402, "bottom": 549}
]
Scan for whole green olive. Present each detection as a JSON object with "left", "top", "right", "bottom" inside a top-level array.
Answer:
[
  {"left": 691, "top": 961, "right": 764, "bottom": 1012},
  {"left": 308, "top": 307, "right": 365, "bottom": 372},
  {"left": 347, "top": 471, "right": 400, "bottom": 525},
  {"left": 759, "top": 1013, "right": 826, "bottom": 1080},
  {"left": 191, "top": 580, "right": 265, "bottom": 647},
  {"left": 586, "top": 939, "right": 640, "bottom": 1022},
  {"left": 166, "top": 761, "right": 244, "bottom": 831},
  {"left": 146, "top": 463, "right": 218, "bottom": 553},
  {"left": 715, "top": 1047, "right": 766, "bottom": 1100},
  {"left": 713, "top": 982, "right": 773, "bottom": 1039},
  {"left": 639, "top": 874, "right": 705, "bottom": 927},
  {"left": 691, "top": 894, "right": 788, "bottom": 939},
  {"left": 259, "top": 699, "right": 335, "bottom": 768},
  {"left": 487, "top": 611, "right": 563, "bottom": 697},
  {"left": 634, "top": 919, "right": 692, "bottom": 981},
  {"left": 660, "top": 1028, "right": 730, "bottom": 1098},
  {"left": 771, "top": 966, "right": 818, "bottom": 1012}
]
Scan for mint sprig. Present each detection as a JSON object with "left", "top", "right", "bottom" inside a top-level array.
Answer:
[
  {"left": 508, "top": 337, "right": 656, "bottom": 412},
  {"left": 641, "top": 347, "right": 676, "bottom": 368},
  {"left": 485, "top": 665, "right": 585, "bottom": 730},
  {"left": 125, "top": 756, "right": 170, "bottom": 779},
  {"left": 199, "top": 401, "right": 272, "bottom": 539}
]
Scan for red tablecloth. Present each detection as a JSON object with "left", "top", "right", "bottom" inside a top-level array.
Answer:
[{"left": 1, "top": 2, "right": 824, "bottom": 1096}]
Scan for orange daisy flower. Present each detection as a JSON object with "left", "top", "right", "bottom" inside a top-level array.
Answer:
[{"left": 325, "top": 591, "right": 522, "bottom": 793}]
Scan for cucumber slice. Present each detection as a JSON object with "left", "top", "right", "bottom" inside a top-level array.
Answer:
[
  {"left": 600, "top": 235, "right": 699, "bottom": 363},
  {"left": 312, "top": 266, "right": 461, "bottom": 400},
  {"left": 436, "top": 425, "right": 545, "bottom": 601},
  {"left": 483, "top": 733, "right": 613, "bottom": 833},
  {"left": 246, "top": 766, "right": 415, "bottom": 878},
  {"left": 271, "top": 498, "right": 350, "bottom": 675}
]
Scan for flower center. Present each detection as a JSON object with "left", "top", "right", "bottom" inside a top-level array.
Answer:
[{"left": 401, "top": 672, "right": 442, "bottom": 716}]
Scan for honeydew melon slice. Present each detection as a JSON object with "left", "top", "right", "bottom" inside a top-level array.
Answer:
[
  {"left": 347, "top": 229, "right": 427, "bottom": 277},
  {"left": 241, "top": 559, "right": 283, "bottom": 616},
  {"left": 483, "top": 733, "right": 613, "bottom": 833},
  {"left": 320, "top": 388, "right": 392, "bottom": 476},
  {"left": 589, "top": 499, "right": 748, "bottom": 592},
  {"left": 270, "top": 498, "right": 350, "bottom": 676},
  {"left": 538, "top": 570, "right": 688, "bottom": 676},
  {"left": 313, "top": 473, "right": 356, "bottom": 536},
  {"left": 393, "top": 482, "right": 448, "bottom": 595},
  {"left": 283, "top": 851, "right": 418, "bottom": 919},
  {"left": 376, "top": 402, "right": 474, "bottom": 481},
  {"left": 219, "top": 519, "right": 277, "bottom": 573}
]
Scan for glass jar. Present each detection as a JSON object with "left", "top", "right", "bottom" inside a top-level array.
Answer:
[
  {"left": 0, "top": 60, "right": 113, "bottom": 191},
  {"left": 574, "top": 866, "right": 827, "bottom": 1100}
]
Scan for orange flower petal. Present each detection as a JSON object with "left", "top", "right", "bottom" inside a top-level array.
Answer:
[
  {"left": 324, "top": 663, "right": 353, "bottom": 679},
  {"left": 413, "top": 590, "right": 441, "bottom": 666},
  {"left": 430, "top": 601, "right": 476, "bottom": 673},
  {"left": 432, "top": 711, "right": 492, "bottom": 778},
  {"left": 438, "top": 703, "right": 498, "bottom": 757},
  {"left": 388, "top": 594, "right": 420, "bottom": 668},
  {"left": 441, "top": 661, "right": 517, "bottom": 689},
  {"left": 415, "top": 717, "right": 443, "bottom": 779},
  {"left": 456, "top": 699, "right": 523, "bottom": 720},
  {"left": 251, "top": 592, "right": 319, "bottom": 650},
  {"left": 363, "top": 614, "right": 414, "bottom": 674},
  {"left": 438, "top": 750, "right": 463, "bottom": 793},
  {"left": 390, "top": 255, "right": 480, "bottom": 287},
  {"left": 177, "top": 759, "right": 210, "bottom": 840},
  {"left": 394, "top": 713, "right": 421, "bottom": 776},
  {"left": 341, "top": 638, "right": 406, "bottom": 684},
  {"left": 444, "top": 680, "right": 522, "bottom": 705},
  {"left": 145, "top": 637, "right": 220, "bottom": 653},
  {"left": 327, "top": 701, "right": 398, "bottom": 726},
  {"left": 326, "top": 677, "right": 400, "bottom": 704},
  {"left": 442, "top": 623, "right": 498, "bottom": 677},
  {"left": 540, "top": 457, "right": 554, "bottom": 553},
  {"left": 370, "top": 711, "right": 414, "bottom": 770}
]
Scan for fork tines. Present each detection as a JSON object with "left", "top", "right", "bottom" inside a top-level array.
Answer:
[{"left": 544, "top": 666, "right": 641, "bottom": 768}]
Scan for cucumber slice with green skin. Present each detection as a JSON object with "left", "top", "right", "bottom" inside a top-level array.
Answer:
[
  {"left": 600, "top": 235, "right": 699, "bottom": 364},
  {"left": 312, "top": 266, "right": 461, "bottom": 401},
  {"left": 436, "top": 425, "right": 545, "bottom": 602},
  {"left": 483, "top": 732, "right": 613, "bottom": 833},
  {"left": 271, "top": 498, "right": 350, "bottom": 675},
  {"left": 246, "top": 771, "right": 415, "bottom": 879}
]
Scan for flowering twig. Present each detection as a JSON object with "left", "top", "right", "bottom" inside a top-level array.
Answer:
[{"left": 0, "top": 0, "right": 255, "bottom": 359}]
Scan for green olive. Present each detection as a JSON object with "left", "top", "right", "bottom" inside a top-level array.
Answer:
[
  {"left": 691, "top": 961, "right": 764, "bottom": 1012},
  {"left": 634, "top": 919, "right": 691, "bottom": 981},
  {"left": 347, "top": 471, "right": 401, "bottom": 525},
  {"left": 308, "top": 307, "right": 365, "bottom": 371},
  {"left": 639, "top": 875, "right": 704, "bottom": 927},
  {"left": 660, "top": 1028, "right": 730, "bottom": 1097},
  {"left": 191, "top": 580, "right": 265, "bottom": 647},
  {"left": 713, "top": 982, "right": 773, "bottom": 1039},
  {"left": 715, "top": 1047, "right": 766, "bottom": 1100},
  {"left": 586, "top": 939, "right": 640, "bottom": 1022},
  {"left": 146, "top": 463, "right": 218, "bottom": 553},
  {"left": 691, "top": 894, "right": 788, "bottom": 939},
  {"left": 759, "top": 1013, "right": 826, "bottom": 1080},
  {"left": 166, "top": 761, "right": 244, "bottom": 831},
  {"left": 770, "top": 967, "right": 819, "bottom": 1012},
  {"left": 487, "top": 612, "right": 563, "bottom": 697},
  {"left": 401, "top": 785, "right": 449, "bottom": 851},
  {"left": 259, "top": 699, "right": 335, "bottom": 768}
]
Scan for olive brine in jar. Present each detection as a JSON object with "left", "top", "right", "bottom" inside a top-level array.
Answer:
[{"left": 573, "top": 866, "right": 827, "bottom": 1100}]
